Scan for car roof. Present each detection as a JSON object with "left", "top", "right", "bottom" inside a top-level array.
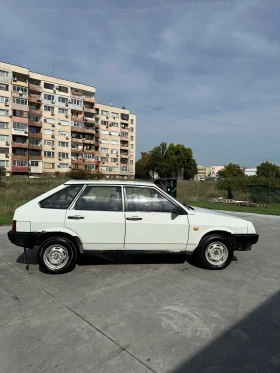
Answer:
[{"left": 65, "top": 180, "right": 154, "bottom": 187}]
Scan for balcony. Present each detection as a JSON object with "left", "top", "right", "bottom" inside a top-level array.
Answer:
[
  {"left": 120, "top": 143, "right": 129, "bottom": 149},
  {"left": 71, "top": 148, "right": 83, "bottom": 154},
  {"left": 11, "top": 103, "right": 29, "bottom": 112},
  {"left": 84, "top": 117, "right": 95, "bottom": 124},
  {"left": 83, "top": 138, "right": 94, "bottom": 144},
  {"left": 71, "top": 115, "right": 83, "bottom": 122},
  {"left": 28, "top": 144, "right": 42, "bottom": 151},
  {"left": 120, "top": 153, "right": 128, "bottom": 158},
  {"left": 12, "top": 128, "right": 28, "bottom": 137},
  {"left": 29, "top": 108, "right": 42, "bottom": 116},
  {"left": 71, "top": 126, "right": 84, "bottom": 133},
  {"left": 120, "top": 168, "right": 128, "bottom": 175},
  {"left": 12, "top": 142, "right": 28, "bottom": 149},
  {"left": 84, "top": 107, "right": 95, "bottom": 114},
  {"left": 84, "top": 96, "right": 95, "bottom": 104},
  {"left": 83, "top": 149, "right": 95, "bottom": 154},
  {"left": 71, "top": 89, "right": 82, "bottom": 96},
  {"left": 71, "top": 159, "right": 83, "bottom": 165},
  {"left": 29, "top": 84, "right": 42, "bottom": 93},
  {"left": 29, "top": 132, "right": 42, "bottom": 139},
  {"left": 29, "top": 95, "right": 41, "bottom": 103},
  {"left": 12, "top": 154, "right": 28, "bottom": 161},
  {"left": 12, "top": 166, "right": 29, "bottom": 173},
  {"left": 83, "top": 126, "right": 95, "bottom": 134},
  {"left": 71, "top": 137, "right": 83, "bottom": 143},
  {"left": 12, "top": 116, "right": 28, "bottom": 124},
  {"left": 29, "top": 120, "right": 42, "bottom": 128},
  {"left": 84, "top": 158, "right": 95, "bottom": 164},
  {"left": 29, "top": 155, "right": 42, "bottom": 160}
]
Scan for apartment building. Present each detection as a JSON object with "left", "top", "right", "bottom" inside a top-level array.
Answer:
[
  {"left": 194, "top": 165, "right": 211, "bottom": 181},
  {"left": 0, "top": 62, "right": 136, "bottom": 178}
]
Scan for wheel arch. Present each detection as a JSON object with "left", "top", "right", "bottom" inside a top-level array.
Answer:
[
  {"left": 196, "top": 229, "right": 236, "bottom": 250},
  {"left": 36, "top": 231, "right": 84, "bottom": 254}
]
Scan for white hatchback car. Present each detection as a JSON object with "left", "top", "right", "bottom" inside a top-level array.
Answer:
[{"left": 8, "top": 180, "right": 259, "bottom": 274}]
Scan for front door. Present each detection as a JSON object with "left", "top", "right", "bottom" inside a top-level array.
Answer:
[
  {"left": 124, "top": 186, "right": 189, "bottom": 251},
  {"left": 65, "top": 185, "right": 125, "bottom": 250}
]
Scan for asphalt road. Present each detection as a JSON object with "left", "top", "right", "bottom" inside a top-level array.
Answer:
[{"left": 0, "top": 212, "right": 279, "bottom": 373}]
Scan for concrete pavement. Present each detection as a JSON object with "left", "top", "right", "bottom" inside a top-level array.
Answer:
[{"left": 0, "top": 213, "right": 279, "bottom": 373}]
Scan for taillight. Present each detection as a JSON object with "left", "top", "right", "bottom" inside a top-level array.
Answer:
[{"left": 12, "top": 220, "right": 16, "bottom": 232}]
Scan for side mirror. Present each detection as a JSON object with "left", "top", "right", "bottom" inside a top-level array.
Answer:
[{"left": 172, "top": 206, "right": 179, "bottom": 215}]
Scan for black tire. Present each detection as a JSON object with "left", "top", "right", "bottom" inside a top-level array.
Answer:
[
  {"left": 37, "top": 237, "right": 77, "bottom": 274},
  {"left": 195, "top": 234, "right": 233, "bottom": 270}
]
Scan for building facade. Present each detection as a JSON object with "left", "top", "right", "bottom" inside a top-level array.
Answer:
[
  {"left": 0, "top": 62, "right": 136, "bottom": 178},
  {"left": 210, "top": 165, "right": 224, "bottom": 178},
  {"left": 194, "top": 165, "right": 211, "bottom": 180}
]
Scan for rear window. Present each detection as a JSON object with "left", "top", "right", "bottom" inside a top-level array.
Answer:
[{"left": 39, "top": 185, "right": 82, "bottom": 209}]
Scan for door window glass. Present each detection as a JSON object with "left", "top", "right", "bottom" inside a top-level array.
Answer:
[
  {"left": 125, "top": 187, "right": 175, "bottom": 213},
  {"left": 75, "top": 186, "right": 122, "bottom": 211},
  {"left": 39, "top": 185, "right": 82, "bottom": 209}
]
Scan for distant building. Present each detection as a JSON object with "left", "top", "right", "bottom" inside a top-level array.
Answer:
[
  {"left": 210, "top": 165, "right": 224, "bottom": 178},
  {"left": 195, "top": 165, "right": 211, "bottom": 181},
  {"left": 244, "top": 167, "right": 257, "bottom": 176}
]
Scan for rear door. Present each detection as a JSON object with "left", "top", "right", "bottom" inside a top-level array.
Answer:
[
  {"left": 65, "top": 185, "right": 125, "bottom": 250},
  {"left": 124, "top": 186, "right": 189, "bottom": 251}
]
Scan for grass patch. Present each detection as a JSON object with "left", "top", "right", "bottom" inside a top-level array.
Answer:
[
  {"left": 0, "top": 214, "right": 13, "bottom": 226},
  {"left": 190, "top": 201, "right": 280, "bottom": 216}
]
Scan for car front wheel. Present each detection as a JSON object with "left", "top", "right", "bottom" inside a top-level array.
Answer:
[
  {"left": 37, "top": 237, "right": 77, "bottom": 274},
  {"left": 195, "top": 234, "right": 233, "bottom": 270}
]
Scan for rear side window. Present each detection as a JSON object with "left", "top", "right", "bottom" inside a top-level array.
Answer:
[
  {"left": 75, "top": 186, "right": 123, "bottom": 211},
  {"left": 39, "top": 185, "right": 82, "bottom": 209}
]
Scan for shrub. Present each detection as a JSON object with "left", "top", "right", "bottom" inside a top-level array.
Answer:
[{"left": 66, "top": 169, "right": 90, "bottom": 179}]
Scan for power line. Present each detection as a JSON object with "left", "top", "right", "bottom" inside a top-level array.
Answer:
[{"left": 96, "top": 88, "right": 280, "bottom": 135}]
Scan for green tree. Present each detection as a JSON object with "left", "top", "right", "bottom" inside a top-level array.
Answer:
[
  {"left": 135, "top": 152, "right": 152, "bottom": 179},
  {"left": 256, "top": 162, "right": 280, "bottom": 178},
  {"left": 218, "top": 163, "right": 244, "bottom": 178},
  {"left": 0, "top": 166, "right": 5, "bottom": 178}
]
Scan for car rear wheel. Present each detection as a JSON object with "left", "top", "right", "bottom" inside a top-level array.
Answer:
[
  {"left": 37, "top": 237, "right": 77, "bottom": 274},
  {"left": 195, "top": 234, "right": 233, "bottom": 270}
]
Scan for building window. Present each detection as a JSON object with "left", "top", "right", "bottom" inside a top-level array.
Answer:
[
  {"left": 0, "top": 70, "right": 8, "bottom": 78},
  {"left": 101, "top": 110, "right": 109, "bottom": 116},
  {"left": 13, "top": 110, "right": 27, "bottom": 117},
  {"left": 29, "top": 115, "right": 40, "bottom": 122},
  {"left": 0, "top": 147, "right": 9, "bottom": 154},
  {"left": 84, "top": 113, "right": 94, "bottom": 119},
  {"left": 44, "top": 151, "right": 55, "bottom": 158},
  {"left": 120, "top": 131, "right": 128, "bottom": 137},
  {"left": 130, "top": 136, "right": 134, "bottom": 141},
  {"left": 111, "top": 112, "right": 119, "bottom": 119},
  {"left": 44, "top": 162, "right": 55, "bottom": 169},
  {"left": 71, "top": 99, "right": 82, "bottom": 106},
  {"left": 111, "top": 122, "right": 118, "bottom": 127},
  {"left": 101, "top": 120, "right": 108, "bottom": 126},
  {"left": 100, "top": 139, "right": 109, "bottom": 144},
  {"left": 0, "top": 134, "right": 9, "bottom": 142},
  {"left": 130, "top": 160, "right": 134, "bottom": 165},
  {"left": 0, "top": 96, "right": 9, "bottom": 103},
  {"left": 44, "top": 82, "right": 54, "bottom": 90},
  {"left": 0, "top": 160, "right": 8, "bottom": 167},
  {"left": 44, "top": 140, "right": 54, "bottom": 146},
  {"left": 44, "top": 94, "right": 55, "bottom": 101},
  {"left": 44, "top": 118, "right": 55, "bottom": 124},
  {"left": 30, "top": 161, "right": 39, "bottom": 167},
  {"left": 101, "top": 148, "right": 109, "bottom": 153},
  {"left": 59, "top": 142, "right": 68, "bottom": 147},
  {"left": 13, "top": 98, "right": 28, "bottom": 105},
  {"left": 131, "top": 119, "right": 134, "bottom": 125},
  {"left": 85, "top": 164, "right": 95, "bottom": 170},
  {"left": 101, "top": 130, "right": 109, "bottom": 135},
  {"left": 100, "top": 166, "right": 108, "bottom": 171},
  {"left": 101, "top": 157, "right": 108, "bottom": 162},
  {"left": 13, "top": 160, "right": 28, "bottom": 167},
  {"left": 13, "top": 122, "right": 28, "bottom": 130},
  {"left": 130, "top": 144, "right": 134, "bottom": 149},
  {"left": 44, "top": 129, "right": 54, "bottom": 135},
  {"left": 13, "top": 76, "right": 26, "bottom": 83},
  {"left": 29, "top": 79, "right": 40, "bottom": 86},
  {"left": 0, "top": 84, "right": 8, "bottom": 91},
  {"left": 59, "top": 163, "right": 69, "bottom": 169},
  {"left": 83, "top": 153, "right": 93, "bottom": 159},
  {"left": 111, "top": 158, "right": 118, "bottom": 163},
  {"left": 111, "top": 140, "right": 119, "bottom": 145},
  {"left": 58, "top": 96, "right": 68, "bottom": 104},
  {"left": 44, "top": 105, "right": 54, "bottom": 112},
  {"left": 121, "top": 113, "right": 129, "bottom": 121},
  {"left": 59, "top": 131, "right": 68, "bottom": 136},
  {"left": 110, "top": 131, "right": 118, "bottom": 136},
  {"left": 130, "top": 127, "right": 134, "bottom": 132},
  {"left": 111, "top": 166, "right": 118, "bottom": 172},
  {"left": 0, "top": 122, "right": 8, "bottom": 129},
  {"left": 58, "top": 108, "right": 68, "bottom": 115},
  {"left": 13, "top": 85, "right": 28, "bottom": 94},
  {"left": 58, "top": 152, "right": 68, "bottom": 159},
  {"left": 59, "top": 86, "right": 68, "bottom": 93},
  {"left": 0, "top": 109, "right": 8, "bottom": 116}
]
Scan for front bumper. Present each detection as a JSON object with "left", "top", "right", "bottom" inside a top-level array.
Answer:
[
  {"left": 8, "top": 231, "right": 40, "bottom": 248},
  {"left": 233, "top": 233, "right": 259, "bottom": 251}
]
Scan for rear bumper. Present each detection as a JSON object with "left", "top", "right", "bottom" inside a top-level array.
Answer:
[
  {"left": 8, "top": 231, "right": 40, "bottom": 248},
  {"left": 233, "top": 233, "right": 259, "bottom": 251}
]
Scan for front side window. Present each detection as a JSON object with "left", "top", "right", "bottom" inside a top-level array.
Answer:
[
  {"left": 75, "top": 186, "right": 122, "bottom": 211},
  {"left": 40, "top": 185, "right": 82, "bottom": 209},
  {"left": 125, "top": 187, "right": 175, "bottom": 213}
]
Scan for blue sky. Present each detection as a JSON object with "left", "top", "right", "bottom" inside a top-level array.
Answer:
[{"left": 1, "top": 0, "right": 280, "bottom": 166}]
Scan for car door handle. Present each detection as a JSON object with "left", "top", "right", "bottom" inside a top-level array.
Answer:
[
  {"left": 68, "top": 215, "right": 85, "bottom": 220},
  {"left": 126, "top": 217, "right": 142, "bottom": 221}
]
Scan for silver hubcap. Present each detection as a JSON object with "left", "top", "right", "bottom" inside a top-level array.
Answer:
[
  {"left": 205, "top": 242, "right": 228, "bottom": 266},
  {"left": 43, "top": 245, "right": 69, "bottom": 270}
]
